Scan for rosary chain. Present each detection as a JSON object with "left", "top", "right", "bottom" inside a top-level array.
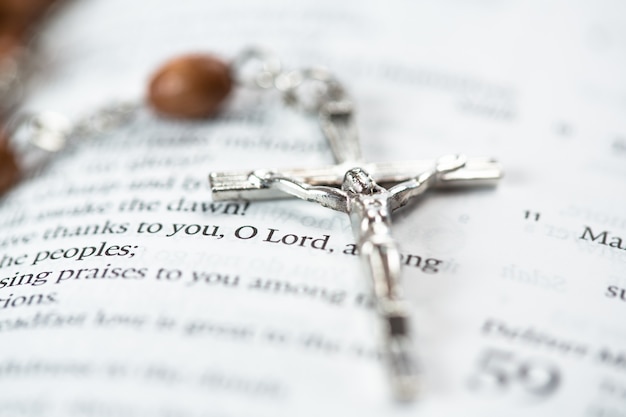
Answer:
[
  {"left": 232, "top": 47, "right": 352, "bottom": 114},
  {"left": 232, "top": 47, "right": 360, "bottom": 163},
  {"left": 6, "top": 47, "right": 356, "bottom": 164}
]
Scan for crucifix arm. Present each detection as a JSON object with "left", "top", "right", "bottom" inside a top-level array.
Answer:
[
  {"left": 251, "top": 170, "right": 349, "bottom": 213},
  {"left": 387, "top": 154, "right": 468, "bottom": 211},
  {"left": 387, "top": 170, "right": 435, "bottom": 211}
]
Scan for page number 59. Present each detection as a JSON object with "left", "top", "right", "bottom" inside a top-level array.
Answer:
[{"left": 467, "top": 348, "right": 561, "bottom": 400}]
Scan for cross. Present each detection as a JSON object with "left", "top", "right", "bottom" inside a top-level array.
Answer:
[{"left": 209, "top": 89, "right": 502, "bottom": 401}]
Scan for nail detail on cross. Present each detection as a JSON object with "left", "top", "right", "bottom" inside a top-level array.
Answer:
[{"left": 209, "top": 50, "right": 503, "bottom": 401}]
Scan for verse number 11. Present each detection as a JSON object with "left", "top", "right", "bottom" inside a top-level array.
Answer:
[{"left": 468, "top": 348, "right": 561, "bottom": 399}]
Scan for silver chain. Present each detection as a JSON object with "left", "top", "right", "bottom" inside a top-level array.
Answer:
[
  {"left": 7, "top": 101, "right": 139, "bottom": 157},
  {"left": 231, "top": 47, "right": 360, "bottom": 163},
  {"left": 232, "top": 47, "right": 351, "bottom": 114},
  {"left": 6, "top": 47, "right": 357, "bottom": 166}
]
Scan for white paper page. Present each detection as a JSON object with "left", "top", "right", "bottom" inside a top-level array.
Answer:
[{"left": 1, "top": 1, "right": 625, "bottom": 416}]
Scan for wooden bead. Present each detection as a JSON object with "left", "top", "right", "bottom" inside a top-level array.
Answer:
[
  {"left": 0, "top": 33, "right": 21, "bottom": 59},
  {"left": 0, "top": 0, "right": 57, "bottom": 22},
  {"left": 0, "top": 137, "right": 20, "bottom": 195},
  {"left": 0, "top": 13, "right": 31, "bottom": 55},
  {"left": 148, "top": 54, "right": 233, "bottom": 119}
]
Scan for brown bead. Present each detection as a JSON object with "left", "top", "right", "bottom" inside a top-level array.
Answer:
[
  {"left": 148, "top": 54, "right": 233, "bottom": 119},
  {"left": 0, "top": 0, "right": 57, "bottom": 22},
  {"left": 0, "top": 33, "right": 21, "bottom": 59},
  {"left": 0, "top": 136, "right": 20, "bottom": 195},
  {"left": 0, "top": 12, "right": 32, "bottom": 52}
]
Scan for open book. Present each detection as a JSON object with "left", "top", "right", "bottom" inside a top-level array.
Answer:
[{"left": 1, "top": 1, "right": 625, "bottom": 416}]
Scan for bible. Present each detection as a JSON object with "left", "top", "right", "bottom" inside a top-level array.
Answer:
[{"left": 1, "top": 1, "right": 625, "bottom": 416}]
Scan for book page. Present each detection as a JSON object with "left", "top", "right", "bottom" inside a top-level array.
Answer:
[{"left": 1, "top": 1, "right": 626, "bottom": 416}]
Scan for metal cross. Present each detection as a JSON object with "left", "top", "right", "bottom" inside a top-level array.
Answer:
[{"left": 209, "top": 66, "right": 502, "bottom": 400}]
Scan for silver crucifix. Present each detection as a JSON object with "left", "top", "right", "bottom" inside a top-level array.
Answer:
[{"left": 209, "top": 50, "right": 502, "bottom": 401}]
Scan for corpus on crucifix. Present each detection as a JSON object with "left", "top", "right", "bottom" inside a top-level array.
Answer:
[
  {"left": 209, "top": 57, "right": 502, "bottom": 400},
  {"left": 250, "top": 155, "right": 470, "bottom": 397}
]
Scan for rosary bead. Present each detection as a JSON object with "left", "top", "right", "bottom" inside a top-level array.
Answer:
[
  {"left": 0, "top": 137, "right": 20, "bottom": 195},
  {"left": 0, "top": 0, "right": 56, "bottom": 21},
  {"left": 0, "top": 33, "right": 21, "bottom": 58},
  {"left": 148, "top": 54, "right": 233, "bottom": 119}
]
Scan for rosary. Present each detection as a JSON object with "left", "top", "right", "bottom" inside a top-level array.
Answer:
[{"left": 0, "top": 47, "right": 502, "bottom": 401}]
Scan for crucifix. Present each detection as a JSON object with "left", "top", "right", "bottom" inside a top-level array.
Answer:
[{"left": 209, "top": 63, "right": 502, "bottom": 401}]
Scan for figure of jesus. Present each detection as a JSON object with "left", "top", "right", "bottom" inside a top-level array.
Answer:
[{"left": 251, "top": 154, "right": 468, "bottom": 400}]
